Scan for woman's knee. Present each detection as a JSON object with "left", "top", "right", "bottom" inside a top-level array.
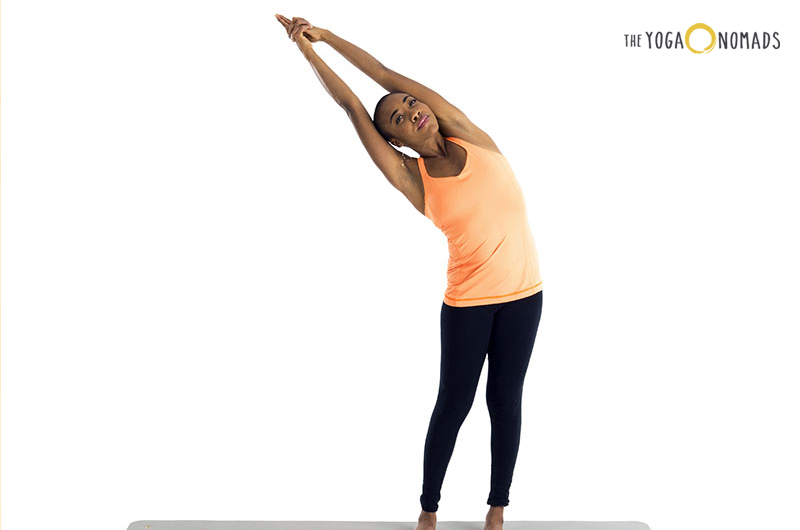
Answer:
[
  {"left": 434, "top": 391, "right": 476, "bottom": 420},
  {"left": 485, "top": 393, "right": 522, "bottom": 420}
]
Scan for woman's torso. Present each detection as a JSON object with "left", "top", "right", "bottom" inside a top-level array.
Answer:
[{"left": 416, "top": 136, "right": 543, "bottom": 307}]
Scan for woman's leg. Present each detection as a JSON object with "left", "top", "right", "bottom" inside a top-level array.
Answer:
[
  {"left": 420, "top": 301, "right": 497, "bottom": 513},
  {"left": 485, "top": 290, "right": 543, "bottom": 507}
]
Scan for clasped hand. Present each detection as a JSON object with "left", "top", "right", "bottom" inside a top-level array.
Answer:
[{"left": 274, "top": 14, "right": 324, "bottom": 52}]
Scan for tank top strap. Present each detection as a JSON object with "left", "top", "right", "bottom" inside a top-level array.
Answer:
[
  {"left": 416, "top": 154, "right": 429, "bottom": 179},
  {"left": 444, "top": 136, "right": 467, "bottom": 147}
]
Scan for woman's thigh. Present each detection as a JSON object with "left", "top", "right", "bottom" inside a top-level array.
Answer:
[
  {"left": 486, "top": 291, "right": 543, "bottom": 399},
  {"left": 437, "top": 302, "right": 496, "bottom": 404}
]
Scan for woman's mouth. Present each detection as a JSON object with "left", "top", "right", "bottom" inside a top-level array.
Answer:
[{"left": 417, "top": 115, "right": 429, "bottom": 130}]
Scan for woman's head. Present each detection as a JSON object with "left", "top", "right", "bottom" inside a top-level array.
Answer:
[{"left": 373, "top": 92, "right": 439, "bottom": 150}]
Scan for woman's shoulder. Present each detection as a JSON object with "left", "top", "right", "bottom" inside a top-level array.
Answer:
[{"left": 446, "top": 131, "right": 503, "bottom": 157}]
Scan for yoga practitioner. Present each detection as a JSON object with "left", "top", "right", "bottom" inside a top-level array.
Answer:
[{"left": 275, "top": 15, "right": 544, "bottom": 530}]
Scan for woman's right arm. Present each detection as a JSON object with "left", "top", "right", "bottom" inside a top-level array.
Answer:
[
  {"left": 277, "top": 18, "right": 424, "bottom": 214},
  {"left": 282, "top": 17, "right": 483, "bottom": 141}
]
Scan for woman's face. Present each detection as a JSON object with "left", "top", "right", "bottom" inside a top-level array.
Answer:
[{"left": 382, "top": 93, "right": 438, "bottom": 148}]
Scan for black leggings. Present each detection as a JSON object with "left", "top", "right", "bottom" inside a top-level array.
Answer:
[{"left": 420, "top": 290, "right": 543, "bottom": 512}]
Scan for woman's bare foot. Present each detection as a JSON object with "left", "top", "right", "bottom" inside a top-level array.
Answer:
[
  {"left": 414, "top": 509, "right": 436, "bottom": 530},
  {"left": 484, "top": 505, "right": 504, "bottom": 530}
]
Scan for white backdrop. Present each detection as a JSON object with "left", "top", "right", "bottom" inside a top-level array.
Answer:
[{"left": 2, "top": 1, "right": 799, "bottom": 529}]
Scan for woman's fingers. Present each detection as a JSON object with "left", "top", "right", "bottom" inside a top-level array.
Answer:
[
  {"left": 277, "top": 14, "right": 300, "bottom": 31},
  {"left": 285, "top": 15, "right": 311, "bottom": 29},
  {"left": 275, "top": 15, "right": 312, "bottom": 42},
  {"left": 289, "top": 22, "right": 311, "bottom": 41}
]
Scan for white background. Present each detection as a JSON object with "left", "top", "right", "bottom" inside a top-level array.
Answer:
[{"left": 2, "top": 1, "right": 799, "bottom": 529}]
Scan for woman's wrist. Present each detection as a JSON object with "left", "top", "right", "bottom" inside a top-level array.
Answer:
[
  {"left": 301, "top": 45, "right": 317, "bottom": 60},
  {"left": 319, "top": 28, "right": 332, "bottom": 43}
]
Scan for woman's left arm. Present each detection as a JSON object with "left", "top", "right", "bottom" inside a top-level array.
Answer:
[
  {"left": 320, "top": 27, "right": 495, "bottom": 144},
  {"left": 278, "top": 16, "right": 489, "bottom": 143},
  {"left": 320, "top": 29, "right": 468, "bottom": 128}
]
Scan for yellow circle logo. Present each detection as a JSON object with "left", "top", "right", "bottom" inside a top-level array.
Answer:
[{"left": 686, "top": 23, "right": 716, "bottom": 54}]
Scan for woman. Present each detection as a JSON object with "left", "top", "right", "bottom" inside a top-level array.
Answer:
[{"left": 275, "top": 15, "right": 543, "bottom": 530}]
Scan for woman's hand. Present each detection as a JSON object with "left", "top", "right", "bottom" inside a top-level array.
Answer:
[{"left": 274, "top": 14, "right": 325, "bottom": 43}]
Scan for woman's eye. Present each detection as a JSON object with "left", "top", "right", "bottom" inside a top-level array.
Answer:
[
  {"left": 396, "top": 114, "right": 402, "bottom": 124},
  {"left": 411, "top": 99, "right": 416, "bottom": 106}
]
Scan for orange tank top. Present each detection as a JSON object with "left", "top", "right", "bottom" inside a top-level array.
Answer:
[{"left": 418, "top": 136, "right": 542, "bottom": 307}]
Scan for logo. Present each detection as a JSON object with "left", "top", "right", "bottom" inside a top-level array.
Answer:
[
  {"left": 625, "top": 23, "right": 780, "bottom": 53},
  {"left": 684, "top": 23, "right": 716, "bottom": 54}
]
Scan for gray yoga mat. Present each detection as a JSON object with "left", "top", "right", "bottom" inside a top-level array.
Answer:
[{"left": 126, "top": 522, "right": 651, "bottom": 530}]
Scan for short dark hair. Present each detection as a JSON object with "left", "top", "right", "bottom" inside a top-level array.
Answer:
[{"left": 373, "top": 92, "right": 403, "bottom": 143}]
